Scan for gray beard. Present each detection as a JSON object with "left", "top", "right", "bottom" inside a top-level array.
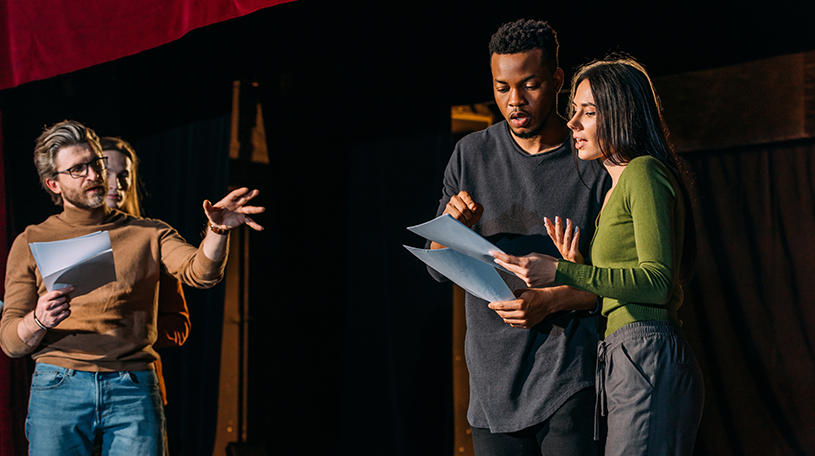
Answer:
[{"left": 64, "top": 190, "right": 106, "bottom": 210}]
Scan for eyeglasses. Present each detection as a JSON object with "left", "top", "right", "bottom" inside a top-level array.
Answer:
[{"left": 54, "top": 156, "right": 108, "bottom": 179}]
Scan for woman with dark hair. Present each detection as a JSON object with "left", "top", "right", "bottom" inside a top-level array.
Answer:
[
  {"left": 492, "top": 56, "right": 704, "bottom": 455},
  {"left": 101, "top": 137, "right": 190, "bottom": 456}
]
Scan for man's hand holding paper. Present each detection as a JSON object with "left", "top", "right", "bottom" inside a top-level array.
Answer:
[
  {"left": 28, "top": 231, "right": 116, "bottom": 298},
  {"left": 35, "top": 287, "right": 73, "bottom": 329},
  {"left": 430, "top": 191, "right": 483, "bottom": 250}
]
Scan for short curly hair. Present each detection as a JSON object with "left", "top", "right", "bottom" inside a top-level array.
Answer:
[{"left": 489, "top": 19, "right": 559, "bottom": 71}]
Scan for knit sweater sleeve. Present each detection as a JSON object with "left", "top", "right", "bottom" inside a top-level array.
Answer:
[
  {"left": 554, "top": 157, "right": 678, "bottom": 305},
  {"left": 155, "top": 221, "right": 227, "bottom": 289},
  {"left": 0, "top": 232, "right": 41, "bottom": 357}
]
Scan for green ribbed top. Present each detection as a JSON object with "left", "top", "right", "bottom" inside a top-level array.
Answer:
[{"left": 555, "top": 155, "right": 686, "bottom": 337}]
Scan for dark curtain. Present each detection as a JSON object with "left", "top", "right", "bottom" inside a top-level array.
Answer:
[
  {"left": 649, "top": 52, "right": 815, "bottom": 455},
  {"left": 335, "top": 128, "right": 455, "bottom": 455},
  {"left": 0, "top": 112, "right": 27, "bottom": 456},
  {"left": 237, "top": 58, "right": 457, "bottom": 452},
  {"left": 132, "top": 116, "right": 232, "bottom": 456},
  {"left": 681, "top": 139, "right": 815, "bottom": 455}
]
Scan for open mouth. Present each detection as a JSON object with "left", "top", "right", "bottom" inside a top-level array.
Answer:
[{"left": 510, "top": 112, "right": 530, "bottom": 128}]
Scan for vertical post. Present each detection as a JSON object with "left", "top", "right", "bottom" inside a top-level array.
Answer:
[{"left": 452, "top": 284, "right": 474, "bottom": 456}]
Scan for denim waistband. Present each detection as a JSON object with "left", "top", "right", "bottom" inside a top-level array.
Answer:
[{"left": 35, "top": 362, "right": 146, "bottom": 378}]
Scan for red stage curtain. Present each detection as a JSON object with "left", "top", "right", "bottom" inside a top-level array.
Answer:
[{"left": 0, "top": 0, "right": 296, "bottom": 90}]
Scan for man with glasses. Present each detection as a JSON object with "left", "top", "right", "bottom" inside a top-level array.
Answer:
[
  {"left": 51, "top": 154, "right": 109, "bottom": 207},
  {"left": 0, "top": 120, "right": 264, "bottom": 455}
]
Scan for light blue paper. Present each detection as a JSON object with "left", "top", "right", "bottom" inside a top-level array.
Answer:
[
  {"left": 405, "top": 214, "right": 515, "bottom": 302},
  {"left": 407, "top": 214, "right": 508, "bottom": 271},
  {"left": 404, "top": 246, "right": 515, "bottom": 302}
]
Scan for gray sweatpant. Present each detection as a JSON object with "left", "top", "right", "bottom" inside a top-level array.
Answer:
[{"left": 596, "top": 320, "right": 704, "bottom": 456}]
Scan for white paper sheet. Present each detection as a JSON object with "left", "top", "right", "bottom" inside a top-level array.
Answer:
[
  {"left": 29, "top": 231, "right": 117, "bottom": 298},
  {"left": 404, "top": 214, "right": 515, "bottom": 302}
]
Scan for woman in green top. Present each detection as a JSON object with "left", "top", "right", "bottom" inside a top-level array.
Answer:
[{"left": 493, "top": 56, "right": 704, "bottom": 455}]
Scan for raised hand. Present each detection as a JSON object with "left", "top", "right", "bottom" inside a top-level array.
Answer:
[
  {"left": 544, "top": 216, "right": 584, "bottom": 264},
  {"left": 203, "top": 187, "right": 265, "bottom": 232},
  {"left": 492, "top": 251, "right": 558, "bottom": 288}
]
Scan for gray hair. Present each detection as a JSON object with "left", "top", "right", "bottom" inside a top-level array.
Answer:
[{"left": 33, "top": 120, "right": 103, "bottom": 205}]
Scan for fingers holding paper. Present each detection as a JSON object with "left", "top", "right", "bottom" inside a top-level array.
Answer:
[
  {"left": 544, "top": 216, "right": 584, "bottom": 264},
  {"left": 444, "top": 191, "right": 483, "bottom": 228},
  {"left": 492, "top": 251, "right": 558, "bottom": 288},
  {"left": 36, "top": 286, "right": 73, "bottom": 329},
  {"left": 431, "top": 191, "right": 484, "bottom": 250},
  {"left": 490, "top": 286, "right": 599, "bottom": 329},
  {"left": 488, "top": 288, "right": 552, "bottom": 329}
]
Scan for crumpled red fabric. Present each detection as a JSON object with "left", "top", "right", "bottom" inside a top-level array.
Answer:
[{"left": 0, "top": 0, "right": 295, "bottom": 90}]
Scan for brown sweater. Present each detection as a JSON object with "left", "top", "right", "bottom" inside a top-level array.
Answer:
[{"left": 0, "top": 205, "right": 226, "bottom": 371}]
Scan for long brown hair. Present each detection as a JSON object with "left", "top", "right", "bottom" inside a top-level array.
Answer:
[
  {"left": 570, "top": 55, "right": 697, "bottom": 283},
  {"left": 100, "top": 137, "right": 143, "bottom": 218}
]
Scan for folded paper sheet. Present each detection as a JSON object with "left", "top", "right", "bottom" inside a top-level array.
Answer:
[
  {"left": 404, "top": 214, "right": 515, "bottom": 303},
  {"left": 29, "top": 231, "right": 117, "bottom": 298}
]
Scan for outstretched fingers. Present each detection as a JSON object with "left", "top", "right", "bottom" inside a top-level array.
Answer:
[
  {"left": 569, "top": 226, "right": 581, "bottom": 258},
  {"left": 220, "top": 188, "right": 257, "bottom": 208},
  {"left": 243, "top": 216, "right": 264, "bottom": 231},
  {"left": 544, "top": 216, "right": 583, "bottom": 263},
  {"left": 204, "top": 188, "right": 265, "bottom": 230}
]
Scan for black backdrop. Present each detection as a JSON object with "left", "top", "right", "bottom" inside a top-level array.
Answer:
[{"left": 2, "top": 0, "right": 815, "bottom": 454}]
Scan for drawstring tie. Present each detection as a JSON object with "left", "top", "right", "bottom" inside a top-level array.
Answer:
[{"left": 595, "top": 339, "right": 608, "bottom": 441}]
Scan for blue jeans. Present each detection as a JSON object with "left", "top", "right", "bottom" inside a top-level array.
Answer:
[{"left": 26, "top": 363, "right": 165, "bottom": 456}]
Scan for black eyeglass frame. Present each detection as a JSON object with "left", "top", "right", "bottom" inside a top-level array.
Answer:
[{"left": 53, "top": 156, "right": 108, "bottom": 179}]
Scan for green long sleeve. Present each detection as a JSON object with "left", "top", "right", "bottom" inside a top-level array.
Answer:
[{"left": 554, "top": 156, "right": 686, "bottom": 336}]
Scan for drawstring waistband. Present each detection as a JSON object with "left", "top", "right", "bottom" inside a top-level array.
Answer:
[
  {"left": 595, "top": 339, "right": 608, "bottom": 441},
  {"left": 592, "top": 320, "right": 681, "bottom": 441}
]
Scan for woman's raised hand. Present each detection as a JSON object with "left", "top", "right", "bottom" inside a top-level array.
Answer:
[{"left": 544, "top": 217, "right": 584, "bottom": 264}]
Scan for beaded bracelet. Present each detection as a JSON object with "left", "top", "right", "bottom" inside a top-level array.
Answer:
[{"left": 209, "top": 223, "right": 231, "bottom": 235}]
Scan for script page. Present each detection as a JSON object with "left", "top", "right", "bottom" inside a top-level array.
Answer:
[
  {"left": 29, "top": 231, "right": 116, "bottom": 297},
  {"left": 405, "top": 214, "right": 515, "bottom": 302}
]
